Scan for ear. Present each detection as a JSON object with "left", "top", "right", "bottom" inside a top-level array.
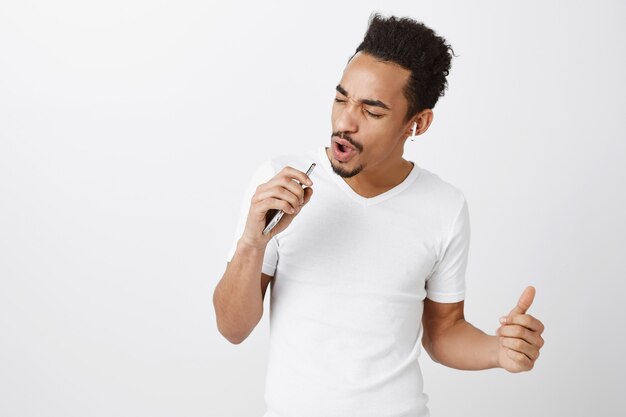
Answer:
[
  {"left": 405, "top": 120, "right": 420, "bottom": 138},
  {"left": 412, "top": 109, "right": 434, "bottom": 136}
]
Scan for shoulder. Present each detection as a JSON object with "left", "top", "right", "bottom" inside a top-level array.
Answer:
[{"left": 414, "top": 165, "right": 467, "bottom": 214}]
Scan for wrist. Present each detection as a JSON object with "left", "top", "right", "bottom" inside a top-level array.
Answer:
[
  {"left": 237, "top": 237, "right": 267, "bottom": 253},
  {"left": 490, "top": 335, "right": 502, "bottom": 369}
]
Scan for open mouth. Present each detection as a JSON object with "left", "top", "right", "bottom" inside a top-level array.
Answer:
[{"left": 332, "top": 139, "right": 356, "bottom": 162}]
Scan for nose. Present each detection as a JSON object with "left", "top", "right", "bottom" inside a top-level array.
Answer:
[{"left": 334, "top": 101, "right": 359, "bottom": 134}]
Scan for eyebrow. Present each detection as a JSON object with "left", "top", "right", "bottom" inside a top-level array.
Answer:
[{"left": 335, "top": 84, "right": 391, "bottom": 111}]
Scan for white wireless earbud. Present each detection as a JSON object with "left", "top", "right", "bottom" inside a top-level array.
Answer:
[{"left": 409, "top": 122, "right": 418, "bottom": 142}]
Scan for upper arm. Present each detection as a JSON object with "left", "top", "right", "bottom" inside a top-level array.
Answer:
[{"left": 422, "top": 297, "right": 465, "bottom": 345}]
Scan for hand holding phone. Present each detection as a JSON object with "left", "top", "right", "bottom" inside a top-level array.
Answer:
[
  {"left": 239, "top": 163, "right": 315, "bottom": 249},
  {"left": 263, "top": 163, "right": 315, "bottom": 235}
]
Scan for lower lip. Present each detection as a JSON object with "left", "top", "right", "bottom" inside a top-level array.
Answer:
[{"left": 332, "top": 141, "right": 357, "bottom": 162}]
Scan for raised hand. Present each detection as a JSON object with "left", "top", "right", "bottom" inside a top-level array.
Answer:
[
  {"left": 240, "top": 166, "right": 314, "bottom": 249},
  {"left": 496, "top": 286, "right": 545, "bottom": 373}
]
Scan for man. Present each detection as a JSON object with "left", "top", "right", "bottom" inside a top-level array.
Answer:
[{"left": 213, "top": 13, "right": 545, "bottom": 417}]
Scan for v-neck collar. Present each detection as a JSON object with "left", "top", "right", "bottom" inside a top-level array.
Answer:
[{"left": 317, "top": 146, "right": 421, "bottom": 207}]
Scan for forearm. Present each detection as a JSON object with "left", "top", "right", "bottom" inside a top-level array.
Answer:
[
  {"left": 213, "top": 239, "right": 266, "bottom": 344},
  {"left": 423, "top": 319, "right": 499, "bottom": 370}
]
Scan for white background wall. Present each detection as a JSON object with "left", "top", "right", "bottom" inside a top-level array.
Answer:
[{"left": 1, "top": 1, "right": 624, "bottom": 416}]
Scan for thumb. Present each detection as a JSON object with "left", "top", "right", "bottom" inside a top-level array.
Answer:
[
  {"left": 508, "top": 286, "right": 536, "bottom": 317},
  {"left": 303, "top": 186, "right": 314, "bottom": 204}
]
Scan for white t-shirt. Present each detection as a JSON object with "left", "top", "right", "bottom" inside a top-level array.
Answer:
[{"left": 225, "top": 145, "right": 471, "bottom": 417}]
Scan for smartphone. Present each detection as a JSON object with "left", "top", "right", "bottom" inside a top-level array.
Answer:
[{"left": 262, "top": 162, "right": 316, "bottom": 236}]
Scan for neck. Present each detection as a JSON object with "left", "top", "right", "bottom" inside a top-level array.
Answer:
[{"left": 325, "top": 147, "right": 414, "bottom": 198}]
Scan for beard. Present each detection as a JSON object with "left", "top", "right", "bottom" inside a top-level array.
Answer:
[{"left": 329, "top": 158, "right": 364, "bottom": 178}]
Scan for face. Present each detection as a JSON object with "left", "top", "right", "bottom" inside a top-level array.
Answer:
[{"left": 328, "top": 51, "right": 415, "bottom": 178}]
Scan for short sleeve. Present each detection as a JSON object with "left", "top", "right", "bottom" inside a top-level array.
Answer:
[
  {"left": 225, "top": 159, "right": 279, "bottom": 277},
  {"left": 426, "top": 196, "right": 470, "bottom": 303}
]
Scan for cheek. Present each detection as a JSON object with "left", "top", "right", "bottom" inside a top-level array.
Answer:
[
  {"left": 363, "top": 133, "right": 398, "bottom": 156},
  {"left": 330, "top": 105, "right": 341, "bottom": 122},
  {"left": 367, "top": 125, "right": 393, "bottom": 142}
]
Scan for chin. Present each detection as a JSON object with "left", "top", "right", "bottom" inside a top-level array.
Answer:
[{"left": 330, "top": 158, "right": 363, "bottom": 178}]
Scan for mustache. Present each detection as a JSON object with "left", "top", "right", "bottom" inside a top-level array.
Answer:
[{"left": 331, "top": 132, "right": 362, "bottom": 152}]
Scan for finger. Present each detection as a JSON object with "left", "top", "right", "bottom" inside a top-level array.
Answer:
[
  {"left": 498, "top": 324, "right": 544, "bottom": 349},
  {"left": 274, "top": 176, "right": 308, "bottom": 205},
  {"left": 505, "top": 348, "right": 533, "bottom": 371},
  {"left": 499, "top": 336, "right": 540, "bottom": 361},
  {"left": 499, "top": 314, "right": 545, "bottom": 333},
  {"left": 280, "top": 166, "right": 313, "bottom": 186},
  {"left": 259, "top": 176, "right": 305, "bottom": 206},
  {"left": 257, "top": 197, "right": 296, "bottom": 215},
  {"left": 292, "top": 187, "right": 314, "bottom": 213},
  {"left": 509, "top": 286, "right": 536, "bottom": 316},
  {"left": 253, "top": 186, "right": 301, "bottom": 211},
  {"left": 302, "top": 186, "right": 314, "bottom": 205}
]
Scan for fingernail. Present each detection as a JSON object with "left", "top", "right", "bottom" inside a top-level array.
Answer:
[
  {"left": 499, "top": 316, "right": 507, "bottom": 324},
  {"left": 307, "top": 179, "right": 313, "bottom": 186}
]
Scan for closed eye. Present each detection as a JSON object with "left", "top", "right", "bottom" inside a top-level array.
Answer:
[
  {"left": 334, "top": 98, "right": 383, "bottom": 119},
  {"left": 365, "top": 110, "right": 383, "bottom": 119}
]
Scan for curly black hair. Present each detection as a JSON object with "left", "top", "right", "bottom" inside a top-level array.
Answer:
[{"left": 352, "top": 13, "right": 457, "bottom": 123}]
